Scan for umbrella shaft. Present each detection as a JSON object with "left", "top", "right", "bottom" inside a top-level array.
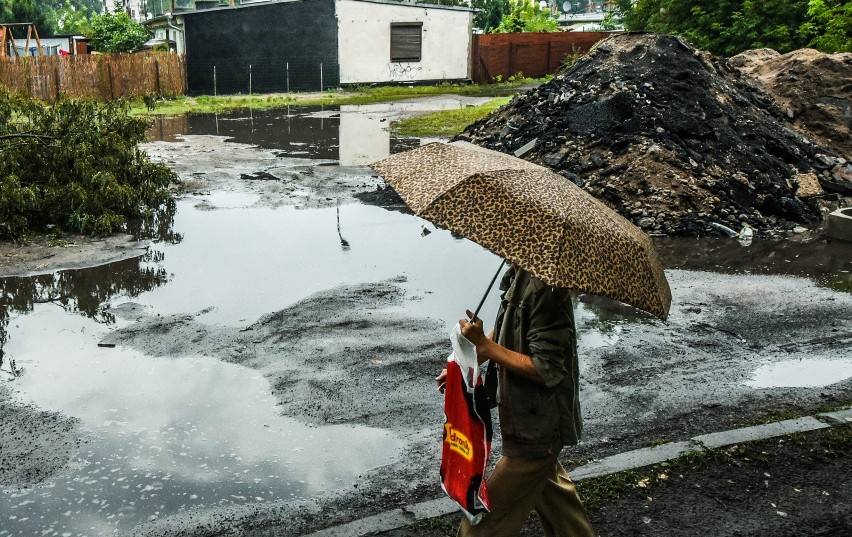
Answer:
[{"left": 472, "top": 259, "right": 507, "bottom": 321}]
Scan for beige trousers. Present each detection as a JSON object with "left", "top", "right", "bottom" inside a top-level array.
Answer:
[{"left": 458, "top": 454, "right": 596, "bottom": 537}]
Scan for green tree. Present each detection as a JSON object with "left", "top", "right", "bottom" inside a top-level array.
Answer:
[
  {"left": 620, "top": 0, "right": 849, "bottom": 55},
  {"left": 0, "top": 0, "right": 55, "bottom": 37},
  {"left": 51, "top": 0, "right": 94, "bottom": 35},
  {"left": 494, "top": 0, "right": 560, "bottom": 33},
  {"left": 473, "top": 0, "right": 511, "bottom": 32},
  {"left": 800, "top": 0, "right": 852, "bottom": 52},
  {"left": 88, "top": 11, "right": 149, "bottom": 53}
]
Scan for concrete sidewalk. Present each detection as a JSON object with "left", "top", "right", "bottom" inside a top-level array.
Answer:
[{"left": 304, "top": 408, "right": 852, "bottom": 537}]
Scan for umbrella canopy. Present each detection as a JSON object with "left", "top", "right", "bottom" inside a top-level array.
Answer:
[{"left": 371, "top": 141, "right": 672, "bottom": 320}]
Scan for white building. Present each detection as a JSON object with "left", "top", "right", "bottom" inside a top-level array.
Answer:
[
  {"left": 103, "top": 0, "right": 149, "bottom": 22},
  {"left": 337, "top": 0, "right": 473, "bottom": 85}
]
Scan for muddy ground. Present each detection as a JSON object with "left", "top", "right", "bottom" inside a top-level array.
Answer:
[
  {"left": 121, "top": 267, "right": 851, "bottom": 537},
  {"left": 1, "top": 95, "right": 850, "bottom": 536}
]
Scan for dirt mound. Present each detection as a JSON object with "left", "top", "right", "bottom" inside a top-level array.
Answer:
[
  {"left": 456, "top": 33, "right": 847, "bottom": 237},
  {"left": 729, "top": 48, "right": 852, "bottom": 162}
]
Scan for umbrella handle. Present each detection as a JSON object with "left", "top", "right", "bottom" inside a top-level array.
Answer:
[{"left": 471, "top": 259, "right": 507, "bottom": 321}]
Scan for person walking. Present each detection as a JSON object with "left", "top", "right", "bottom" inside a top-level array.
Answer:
[{"left": 438, "top": 264, "right": 596, "bottom": 537}]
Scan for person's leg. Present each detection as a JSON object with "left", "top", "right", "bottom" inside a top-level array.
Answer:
[
  {"left": 533, "top": 461, "right": 596, "bottom": 537},
  {"left": 458, "top": 455, "right": 556, "bottom": 537}
]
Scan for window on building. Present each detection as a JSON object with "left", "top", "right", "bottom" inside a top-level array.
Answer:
[{"left": 390, "top": 23, "right": 422, "bottom": 62}]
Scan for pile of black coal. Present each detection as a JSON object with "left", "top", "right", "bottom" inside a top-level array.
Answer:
[{"left": 455, "top": 33, "right": 846, "bottom": 237}]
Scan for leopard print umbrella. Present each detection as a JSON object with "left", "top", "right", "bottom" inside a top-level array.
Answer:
[{"left": 371, "top": 141, "right": 671, "bottom": 320}]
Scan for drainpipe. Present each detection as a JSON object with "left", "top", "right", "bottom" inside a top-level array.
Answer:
[{"left": 164, "top": 12, "right": 184, "bottom": 54}]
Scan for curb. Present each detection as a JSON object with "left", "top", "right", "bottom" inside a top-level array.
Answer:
[{"left": 303, "top": 408, "right": 852, "bottom": 537}]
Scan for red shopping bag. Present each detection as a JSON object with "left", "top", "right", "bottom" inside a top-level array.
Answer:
[{"left": 440, "top": 325, "right": 492, "bottom": 523}]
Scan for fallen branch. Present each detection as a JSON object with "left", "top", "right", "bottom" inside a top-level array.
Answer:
[{"left": 0, "top": 133, "right": 59, "bottom": 144}]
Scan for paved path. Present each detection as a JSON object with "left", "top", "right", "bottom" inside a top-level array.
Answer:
[{"left": 304, "top": 408, "right": 852, "bottom": 537}]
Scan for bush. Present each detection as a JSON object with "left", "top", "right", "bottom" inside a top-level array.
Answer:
[
  {"left": 88, "top": 11, "right": 149, "bottom": 53},
  {"left": 0, "top": 90, "right": 177, "bottom": 240}
]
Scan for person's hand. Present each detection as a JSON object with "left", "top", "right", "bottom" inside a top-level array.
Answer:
[
  {"left": 435, "top": 368, "right": 447, "bottom": 393},
  {"left": 459, "top": 309, "right": 487, "bottom": 348}
]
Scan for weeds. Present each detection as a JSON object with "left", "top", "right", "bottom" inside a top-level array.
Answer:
[
  {"left": 390, "top": 97, "right": 511, "bottom": 138},
  {"left": 560, "top": 45, "right": 585, "bottom": 71},
  {"left": 576, "top": 470, "right": 644, "bottom": 510}
]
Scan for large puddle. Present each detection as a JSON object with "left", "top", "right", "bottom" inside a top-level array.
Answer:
[{"left": 2, "top": 101, "right": 851, "bottom": 535}]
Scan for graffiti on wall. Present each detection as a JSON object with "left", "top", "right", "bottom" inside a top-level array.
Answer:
[{"left": 388, "top": 62, "right": 422, "bottom": 80}]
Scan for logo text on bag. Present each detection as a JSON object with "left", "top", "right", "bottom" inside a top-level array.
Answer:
[{"left": 444, "top": 423, "right": 473, "bottom": 461}]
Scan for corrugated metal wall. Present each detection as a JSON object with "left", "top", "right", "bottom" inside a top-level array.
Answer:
[{"left": 184, "top": 0, "right": 339, "bottom": 95}]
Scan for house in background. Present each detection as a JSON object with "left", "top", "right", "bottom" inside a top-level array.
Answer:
[
  {"left": 337, "top": 0, "right": 473, "bottom": 86},
  {"left": 145, "top": 0, "right": 475, "bottom": 95}
]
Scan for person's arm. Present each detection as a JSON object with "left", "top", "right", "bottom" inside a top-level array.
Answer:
[
  {"left": 434, "top": 328, "right": 497, "bottom": 391},
  {"left": 459, "top": 309, "right": 544, "bottom": 384}
]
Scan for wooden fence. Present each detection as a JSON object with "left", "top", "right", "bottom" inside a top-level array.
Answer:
[
  {"left": 0, "top": 52, "right": 186, "bottom": 101},
  {"left": 471, "top": 31, "right": 618, "bottom": 83}
]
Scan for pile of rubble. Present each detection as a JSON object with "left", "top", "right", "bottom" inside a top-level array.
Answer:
[
  {"left": 456, "top": 33, "right": 850, "bottom": 237},
  {"left": 729, "top": 47, "right": 852, "bottom": 196}
]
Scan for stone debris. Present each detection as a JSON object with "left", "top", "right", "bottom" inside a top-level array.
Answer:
[{"left": 456, "top": 33, "right": 850, "bottom": 237}]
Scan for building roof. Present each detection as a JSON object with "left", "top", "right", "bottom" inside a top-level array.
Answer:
[
  {"left": 149, "top": 0, "right": 474, "bottom": 20},
  {"left": 341, "top": 0, "right": 476, "bottom": 12}
]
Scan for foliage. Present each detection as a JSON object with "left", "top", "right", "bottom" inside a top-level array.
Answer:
[
  {"left": 800, "top": 0, "right": 852, "bottom": 52},
  {"left": 593, "top": 11, "right": 623, "bottom": 31},
  {"left": 560, "top": 45, "right": 585, "bottom": 70},
  {"left": 0, "top": 0, "right": 100, "bottom": 37},
  {"left": 620, "top": 0, "right": 850, "bottom": 55},
  {"left": 0, "top": 0, "right": 55, "bottom": 37},
  {"left": 51, "top": 0, "right": 94, "bottom": 35},
  {"left": 473, "top": 0, "right": 511, "bottom": 32},
  {"left": 0, "top": 90, "right": 177, "bottom": 240},
  {"left": 494, "top": 0, "right": 560, "bottom": 33},
  {"left": 88, "top": 11, "right": 149, "bottom": 53}
]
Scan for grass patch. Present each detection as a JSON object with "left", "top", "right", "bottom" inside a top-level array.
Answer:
[
  {"left": 407, "top": 515, "right": 458, "bottom": 537},
  {"left": 128, "top": 79, "right": 543, "bottom": 117},
  {"left": 576, "top": 424, "right": 852, "bottom": 510},
  {"left": 577, "top": 448, "right": 737, "bottom": 510},
  {"left": 736, "top": 402, "right": 852, "bottom": 428},
  {"left": 575, "top": 469, "right": 644, "bottom": 510},
  {"left": 390, "top": 97, "right": 511, "bottom": 138}
]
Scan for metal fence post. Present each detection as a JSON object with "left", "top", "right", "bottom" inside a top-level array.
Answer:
[
  {"left": 320, "top": 62, "right": 323, "bottom": 92},
  {"left": 214, "top": 65, "right": 217, "bottom": 96},
  {"left": 249, "top": 63, "right": 252, "bottom": 95},
  {"left": 286, "top": 62, "right": 289, "bottom": 93}
]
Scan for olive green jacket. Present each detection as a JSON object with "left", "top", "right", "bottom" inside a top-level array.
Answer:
[{"left": 487, "top": 267, "right": 582, "bottom": 458}]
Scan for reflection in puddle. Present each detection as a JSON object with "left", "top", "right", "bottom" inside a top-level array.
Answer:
[
  {"left": 148, "top": 105, "right": 418, "bottom": 165},
  {"left": 4, "top": 308, "right": 400, "bottom": 536},
  {"left": 655, "top": 235, "right": 852, "bottom": 292},
  {"left": 146, "top": 97, "right": 487, "bottom": 166},
  {"left": 0, "top": 252, "right": 169, "bottom": 352},
  {"left": 201, "top": 191, "right": 262, "bottom": 209},
  {"left": 746, "top": 358, "right": 852, "bottom": 388},
  {"left": 128, "top": 201, "right": 505, "bottom": 327},
  {"left": 0, "top": 204, "right": 506, "bottom": 536}
]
